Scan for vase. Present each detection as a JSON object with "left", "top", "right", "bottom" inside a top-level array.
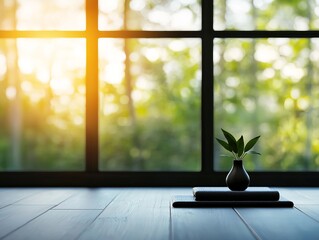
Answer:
[{"left": 226, "top": 160, "right": 250, "bottom": 191}]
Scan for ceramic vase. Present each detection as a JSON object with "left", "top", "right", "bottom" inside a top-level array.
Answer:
[{"left": 226, "top": 160, "right": 250, "bottom": 191}]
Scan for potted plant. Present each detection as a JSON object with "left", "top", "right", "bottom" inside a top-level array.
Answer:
[{"left": 216, "top": 129, "right": 260, "bottom": 191}]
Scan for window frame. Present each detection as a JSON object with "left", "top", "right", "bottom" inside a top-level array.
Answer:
[{"left": 0, "top": 0, "right": 319, "bottom": 187}]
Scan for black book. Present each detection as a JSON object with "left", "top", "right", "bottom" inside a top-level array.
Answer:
[
  {"left": 172, "top": 195, "right": 294, "bottom": 208},
  {"left": 193, "top": 187, "right": 280, "bottom": 201}
]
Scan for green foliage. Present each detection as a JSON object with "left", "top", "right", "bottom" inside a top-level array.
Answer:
[{"left": 216, "top": 129, "right": 260, "bottom": 160}]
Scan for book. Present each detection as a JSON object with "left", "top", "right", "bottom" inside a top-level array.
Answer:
[
  {"left": 172, "top": 195, "right": 294, "bottom": 208},
  {"left": 193, "top": 187, "right": 280, "bottom": 201}
]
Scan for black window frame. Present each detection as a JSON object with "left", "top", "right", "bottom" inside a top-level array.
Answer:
[{"left": 0, "top": 0, "right": 318, "bottom": 187}]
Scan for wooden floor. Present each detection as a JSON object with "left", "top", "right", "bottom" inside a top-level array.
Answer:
[{"left": 0, "top": 187, "right": 319, "bottom": 239}]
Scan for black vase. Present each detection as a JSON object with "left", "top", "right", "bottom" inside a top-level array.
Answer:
[{"left": 226, "top": 160, "right": 250, "bottom": 191}]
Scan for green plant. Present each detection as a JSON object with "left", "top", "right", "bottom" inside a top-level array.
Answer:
[{"left": 216, "top": 129, "right": 261, "bottom": 160}]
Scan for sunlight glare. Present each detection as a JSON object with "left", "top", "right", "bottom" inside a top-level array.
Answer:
[
  {"left": 169, "top": 40, "right": 186, "bottom": 52},
  {"left": 149, "top": 9, "right": 170, "bottom": 26},
  {"left": 171, "top": 9, "right": 193, "bottom": 29},
  {"left": 132, "top": 89, "right": 148, "bottom": 102},
  {"left": 281, "top": 63, "right": 304, "bottom": 82},
  {"left": 284, "top": 98, "right": 294, "bottom": 110},
  {"left": 36, "top": 69, "right": 51, "bottom": 84},
  {"left": 224, "top": 47, "right": 244, "bottom": 62},
  {"left": 0, "top": 54, "right": 7, "bottom": 79},
  {"left": 73, "top": 115, "right": 84, "bottom": 126},
  {"left": 50, "top": 78, "right": 74, "bottom": 95},
  {"left": 103, "top": 103, "right": 119, "bottom": 115},
  {"left": 254, "top": 44, "right": 278, "bottom": 62},
  {"left": 99, "top": 0, "right": 119, "bottom": 13},
  {"left": 290, "top": 88, "right": 300, "bottom": 99},
  {"left": 143, "top": 48, "right": 160, "bottom": 62},
  {"left": 130, "top": 0, "right": 146, "bottom": 11},
  {"left": 77, "top": 85, "right": 86, "bottom": 94},
  {"left": 18, "top": 57, "right": 34, "bottom": 74},
  {"left": 101, "top": 64, "right": 124, "bottom": 84},
  {"left": 6, "top": 86, "right": 17, "bottom": 100},
  {"left": 21, "top": 81, "right": 33, "bottom": 93},
  {"left": 136, "top": 76, "right": 154, "bottom": 90},
  {"left": 30, "top": 91, "right": 45, "bottom": 103},
  {"left": 297, "top": 97, "right": 309, "bottom": 110}
]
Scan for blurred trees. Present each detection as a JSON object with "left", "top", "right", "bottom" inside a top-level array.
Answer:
[
  {"left": 0, "top": 0, "right": 201, "bottom": 171},
  {"left": 214, "top": 0, "right": 319, "bottom": 171},
  {"left": 1, "top": 0, "right": 319, "bottom": 172}
]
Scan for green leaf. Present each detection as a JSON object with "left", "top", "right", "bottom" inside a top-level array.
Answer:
[
  {"left": 244, "top": 136, "right": 260, "bottom": 152},
  {"left": 221, "top": 129, "right": 238, "bottom": 153},
  {"left": 216, "top": 138, "right": 232, "bottom": 152},
  {"left": 237, "top": 135, "right": 244, "bottom": 157},
  {"left": 247, "top": 150, "right": 261, "bottom": 155},
  {"left": 219, "top": 154, "right": 233, "bottom": 158}
]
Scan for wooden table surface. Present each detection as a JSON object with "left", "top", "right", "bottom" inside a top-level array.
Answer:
[{"left": 0, "top": 187, "right": 319, "bottom": 240}]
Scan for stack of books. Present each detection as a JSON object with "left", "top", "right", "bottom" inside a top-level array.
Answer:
[{"left": 172, "top": 187, "right": 294, "bottom": 208}]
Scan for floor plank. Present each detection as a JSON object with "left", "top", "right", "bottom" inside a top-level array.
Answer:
[
  {"left": 3, "top": 209, "right": 101, "bottom": 240},
  {"left": 171, "top": 208, "right": 256, "bottom": 240},
  {"left": 78, "top": 188, "right": 173, "bottom": 240},
  {"left": 273, "top": 188, "right": 317, "bottom": 204},
  {"left": 0, "top": 204, "right": 53, "bottom": 238},
  {"left": 295, "top": 205, "right": 319, "bottom": 222},
  {"left": 0, "top": 189, "right": 41, "bottom": 208},
  {"left": 291, "top": 188, "right": 319, "bottom": 204},
  {"left": 236, "top": 208, "right": 319, "bottom": 240},
  {"left": 54, "top": 188, "right": 119, "bottom": 210},
  {"left": 1, "top": 187, "right": 319, "bottom": 240},
  {"left": 15, "top": 188, "right": 78, "bottom": 205}
]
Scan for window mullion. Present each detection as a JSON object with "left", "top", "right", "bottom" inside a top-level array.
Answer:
[
  {"left": 86, "top": 0, "right": 99, "bottom": 172},
  {"left": 202, "top": 0, "right": 214, "bottom": 173}
]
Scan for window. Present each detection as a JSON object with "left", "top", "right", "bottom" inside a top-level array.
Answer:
[
  {"left": 0, "top": 0, "right": 318, "bottom": 186},
  {"left": 214, "top": 0, "right": 319, "bottom": 173}
]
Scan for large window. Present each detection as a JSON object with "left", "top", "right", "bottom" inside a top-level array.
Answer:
[
  {"left": 0, "top": 0, "right": 319, "bottom": 186},
  {"left": 214, "top": 0, "right": 319, "bottom": 173}
]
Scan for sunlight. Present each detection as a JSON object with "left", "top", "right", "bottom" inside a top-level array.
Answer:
[
  {"left": 130, "top": 0, "right": 145, "bottom": 11},
  {"left": 224, "top": 47, "right": 244, "bottom": 62},
  {"left": 0, "top": 54, "right": 7, "bottom": 79},
  {"left": 254, "top": 44, "right": 278, "bottom": 62},
  {"left": 5, "top": 86, "right": 17, "bottom": 100},
  {"left": 297, "top": 97, "right": 310, "bottom": 111},
  {"left": 291, "top": 88, "right": 300, "bottom": 99},
  {"left": 100, "top": 64, "right": 124, "bottom": 85},
  {"left": 50, "top": 77, "right": 74, "bottom": 95},
  {"left": 143, "top": 48, "right": 160, "bottom": 62},
  {"left": 21, "top": 81, "right": 33, "bottom": 93},
  {"left": 36, "top": 69, "right": 51, "bottom": 84},
  {"left": 103, "top": 102, "right": 119, "bottom": 115},
  {"left": 281, "top": 63, "right": 305, "bottom": 83},
  {"left": 29, "top": 91, "right": 45, "bottom": 103},
  {"left": 171, "top": 8, "right": 194, "bottom": 29},
  {"left": 169, "top": 40, "right": 187, "bottom": 52},
  {"left": 132, "top": 89, "right": 147, "bottom": 102},
  {"left": 73, "top": 115, "right": 84, "bottom": 126},
  {"left": 18, "top": 57, "right": 34, "bottom": 74},
  {"left": 16, "top": 0, "right": 85, "bottom": 30}
]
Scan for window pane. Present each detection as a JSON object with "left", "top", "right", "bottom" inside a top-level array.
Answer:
[
  {"left": 214, "top": 0, "right": 318, "bottom": 30},
  {"left": 0, "top": 39, "right": 85, "bottom": 170},
  {"left": 99, "top": 38, "right": 201, "bottom": 171},
  {"left": 0, "top": 0, "right": 85, "bottom": 30},
  {"left": 214, "top": 38, "right": 319, "bottom": 171},
  {"left": 99, "top": 0, "right": 201, "bottom": 30}
]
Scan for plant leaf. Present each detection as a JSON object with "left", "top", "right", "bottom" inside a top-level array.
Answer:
[
  {"left": 237, "top": 135, "right": 244, "bottom": 157},
  {"left": 221, "top": 129, "right": 238, "bottom": 153},
  {"left": 244, "top": 135, "right": 260, "bottom": 152},
  {"left": 219, "top": 154, "right": 233, "bottom": 158},
  {"left": 216, "top": 138, "right": 232, "bottom": 152},
  {"left": 247, "top": 150, "right": 261, "bottom": 155}
]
